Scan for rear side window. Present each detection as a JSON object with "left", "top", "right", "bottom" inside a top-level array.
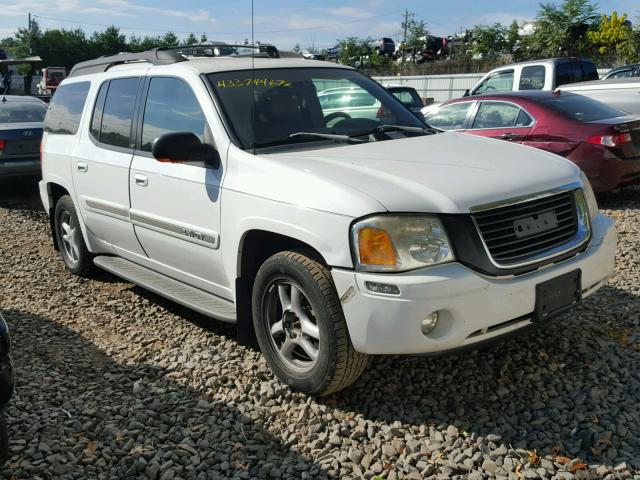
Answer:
[
  {"left": 607, "top": 69, "right": 633, "bottom": 79},
  {"left": 425, "top": 102, "right": 473, "bottom": 130},
  {"left": 581, "top": 62, "right": 599, "bottom": 82},
  {"left": 90, "top": 82, "right": 108, "bottom": 139},
  {"left": 471, "top": 102, "right": 533, "bottom": 129},
  {"left": 390, "top": 89, "right": 422, "bottom": 108},
  {"left": 519, "top": 66, "right": 545, "bottom": 90},
  {"left": 141, "top": 77, "right": 207, "bottom": 152},
  {"left": 556, "top": 63, "right": 572, "bottom": 87},
  {"left": 44, "top": 81, "right": 90, "bottom": 135},
  {"left": 98, "top": 77, "right": 140, "bottom": 148},
  {"left": 474, "top": 70, "right": 514, "bottom": 94},
  {"left": 542, "top": 94, "right": 625, "bottom": 122}
]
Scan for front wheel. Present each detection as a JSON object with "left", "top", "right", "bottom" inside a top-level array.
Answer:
[{"left": 252, "top": 251, "right": 368, "bottom": 396}]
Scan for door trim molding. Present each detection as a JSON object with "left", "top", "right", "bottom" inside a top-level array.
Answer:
[{"left": 129, "top": 209, "right": 220, "bottom": 249}]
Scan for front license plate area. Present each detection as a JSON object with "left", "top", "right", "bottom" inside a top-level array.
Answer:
[{"left": 534, "top": 270, "right": 581, "bottom": 321}]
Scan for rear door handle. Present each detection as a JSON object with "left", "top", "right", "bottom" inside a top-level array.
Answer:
[
  {"left": 134, "top": 174, "right": 148, "bottom": 187},
  {"left": 77, "top": 162, "right": 88, "bottom": 172},
  {"left": 501, "top": 133, "right": 520, "bottom": 140}
]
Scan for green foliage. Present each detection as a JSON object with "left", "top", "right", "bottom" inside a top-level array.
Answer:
[
  {"left": 587, "top": 12, "right": 636, "bottom": 63},
  {"left": 337, "top": 37, "right": 371, "bottom": 66},
  {"left": 528, "top": 0, "right": 599, "bottom": 57},
  {"left": 406, "top": 19, "right": 429, "bottom": 49},
  {"left": 470, "top": 23, "right": 508, "bottom": 59}
]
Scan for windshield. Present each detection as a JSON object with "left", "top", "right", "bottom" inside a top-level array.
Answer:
[
  {"left": 207, "top": 68, "right": 425, "bottom": 149},
  {"left": 0, "top": 102, "right": 47, "bottom": 123},
  {"left": 541, "top": 94, "right": 625, "bottom": 122},
  {"left": 389, "top": 88, "right": 422, "bottom": 108}
]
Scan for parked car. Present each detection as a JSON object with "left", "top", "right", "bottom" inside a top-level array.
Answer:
[
  {"left": 40, "top": 46, "right": 615, "bottom": 396},
  {"left": 371, "top": 38, "right": 395, "bottom": 56},
  {"left": 318, "top": 86, "right": 381, "bottom": 123},
  {"left": 466, "top": 58, "right": 599, "bottom": 96},
  {"left": 0, "top": 312, "right": 14, "bottom": 466},
  {"left": 0, "top": 95, "right": 47, "bottom": 177},
  {"left": 561, "top": 78, "right": 640, "bottom": 115},
  {"left": 423, "top": 91, "right": 640, "bottom": 193},
  {"left": 301, "top": 50, "right": 325, "bottom": 61},
  {"left": 385, "top": 85, "right": 424, "bottom": 116},
  {"left": 602, "top": 64, "right": 640, "bottom": 80},
  {"left": 36, "top": 67, "right": 68, "bottom": 96}
]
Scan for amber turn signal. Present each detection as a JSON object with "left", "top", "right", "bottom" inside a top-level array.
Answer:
[{"left": 357, "top": 227, "right": 397, "bottom": 266}]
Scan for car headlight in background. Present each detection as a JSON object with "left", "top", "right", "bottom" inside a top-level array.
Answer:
[
  {"left": 580, "top": 171, "right": 599, "bottom": 220},
  {"left": 351, "top": 215, "right": 454, "bottom": 272}
]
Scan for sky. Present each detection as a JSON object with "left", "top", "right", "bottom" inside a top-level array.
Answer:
[{"left": 0, "top": 0, "right": 638, "bottom": 49}]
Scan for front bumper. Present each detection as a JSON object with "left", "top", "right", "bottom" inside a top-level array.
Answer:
[
  {"left": 0, "top": 158, "right": 41, "bottom": 177},
  {"left": 333, "top": 213, "right": 616, "bottom": 355}
]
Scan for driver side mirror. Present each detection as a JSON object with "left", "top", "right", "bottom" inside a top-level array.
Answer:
[{"left": 151, "top": 132, "right": 220, "bottom": 169}]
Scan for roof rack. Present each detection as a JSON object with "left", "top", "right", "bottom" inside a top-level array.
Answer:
[{"left": 68, "top": 43, "right": 282, "bottom": 78}]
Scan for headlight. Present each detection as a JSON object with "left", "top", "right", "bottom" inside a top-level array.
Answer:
[
  {"left": 351, "top": 215, "right": 454, "bottom": 272},
  {"left": 580, "top": 171, "right": 598, "bottom": 220}
]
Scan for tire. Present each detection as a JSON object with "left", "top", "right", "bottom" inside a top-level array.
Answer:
[
  {"left": 0, "top": 411, "right": 7, "bottom": 466},
  {"left": 252, "top": 251, "right": 368, "bottom": 396},
  {"left": 54, "top": 195, "right": 94, "bottom": 277}
]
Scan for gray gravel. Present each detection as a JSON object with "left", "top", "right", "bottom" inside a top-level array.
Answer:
[{"left": 1, "top": 178, "right": 639, "bottom": 480}]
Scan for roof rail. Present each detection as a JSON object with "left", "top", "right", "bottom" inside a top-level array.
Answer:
[
  {"left": 68, "top": 48, "right": 186, "bottom": 77},
  {"left": 68, "top": 43, "right": 283, "bottom": 78}
]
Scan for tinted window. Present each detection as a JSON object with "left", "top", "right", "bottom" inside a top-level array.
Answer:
[
  {"left": 472, "top": 102, "right": 533, "bottom": 129},
  {"left": 608, "top": 69, "right": 633, "bottom": 79},
  {"left": 556, "top": 63, "right": 572, "bottom": 87},
  {"left": 519, "top": 66, "right": 545, "bottom": 90},
  {"left": 474, "top": 70, "right": 514, "bottom": 94},
  {"left": 0, "top": 102, "right": 47, "bottom": 123},
  {"left": 44, "top": 81, "right": 90, "bottom": 134},
  {"left": 100, "top": 77, "right": 139, "bottom": 148},
  {"left": 581, "top": 61, "right": 599, "bottom": 81},
  {"left": 390, "top": 88, "right": 422, "bottom": 108},
  {"left": 425, "top": 102, "right": 472, "bottom": 130},
  {"left": 90, "top": 82, "right": 108, "bottom": 139},
  {"left": 542, "top": 94, "right": 625, "bottom": 122},
  {"left": 141, "top": 77, "right": 207, "bottom": 152}
]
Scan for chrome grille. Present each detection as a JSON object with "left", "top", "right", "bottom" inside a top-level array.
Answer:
[{"left": 473, "top": 190, "right": 583, "bottom": 267}]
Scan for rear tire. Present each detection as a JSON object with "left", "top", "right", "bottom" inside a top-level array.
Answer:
[
  {"left": 252, "top": 251, "right": 368, "bottom": 396},
  {"left": 54, "top": 195, "right": 94, "bottom": 277}
]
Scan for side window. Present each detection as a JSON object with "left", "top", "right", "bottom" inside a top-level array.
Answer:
[
  {"left": 556, "top": 63, "right": 572, "bottom": 87},
  {"left": 99, "top": 77, "right": 140, "bottom": 149},
  {"left": 474, "top": 70, "right": 514, "bottom": 94},
  {"left": 90, "top": 82, "right": 108, "bottom": 139},
  {"left": 471, "top": 102, "right": 532, "bottom": 129},
  {"left": 44, "top": 81, "right": 90, "bottom": 135},
  {"left": 519, "top": 66, "right": 546, "bottom": 90},
  {"left": 581, "top": 62, "right": 599, "bottom": 82},
  {"left": 425, "top": 102, "right": 473, "bottom": 130},
  {"left": 141, "top": 77, "right": 207, "bottom": 152},
  {"left": 609, "top": 69, "right": 632, "bottom": 79}
]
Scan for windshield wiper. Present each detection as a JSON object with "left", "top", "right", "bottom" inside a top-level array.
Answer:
[
  {"left": 375, "top": 124, "right": 440, "bottom": 135},
  {"left": 289, "top": 132, "right": 366, "bottom": 144},
  {"left": 250, "top": 132, "right": 365, "bottom": 151}
]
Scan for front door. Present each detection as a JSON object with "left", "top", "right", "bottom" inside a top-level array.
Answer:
[{"left": 128, "top": 76, "right": 230, "bottom": 298}]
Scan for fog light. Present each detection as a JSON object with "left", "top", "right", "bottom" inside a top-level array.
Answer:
[
  {"left": 421, "top": 312, "right": 439, "bottom": 335},
  {"left": 364, "top": 281, "right": 400, "bottom": 295}
]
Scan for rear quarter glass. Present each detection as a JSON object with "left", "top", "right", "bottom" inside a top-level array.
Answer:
[{"left": 44, "top": 81, "right": 91, "bottom": 135}]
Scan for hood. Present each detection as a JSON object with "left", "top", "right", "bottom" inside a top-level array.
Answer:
[{"left": 265, "top": 132, "right": 580, "bottom": 214}]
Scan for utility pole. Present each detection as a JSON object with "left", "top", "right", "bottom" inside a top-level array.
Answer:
[
  {"left": 28, "top": 12, "right": 32, "bottom": 54},
  {"left": 402, "top": 10, "right": 408, "bottom": 65}
]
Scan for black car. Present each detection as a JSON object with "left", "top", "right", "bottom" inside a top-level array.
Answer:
[
  {"left": 0, "top": 95, "right": 47, "bottom": 177},
  {"left": 603, "top": 64, "right": 640, "bottom": 80},
  {"left": 0, "top": 312, "right": 13, "bottom": 465}
]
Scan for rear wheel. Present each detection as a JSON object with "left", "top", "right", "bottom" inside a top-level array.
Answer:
[
  {"left": 252, "top": 251, "right": 368, "bottom": 396},
  {"left": 54, "top": 195, "right": 94, "bottom": 276}
]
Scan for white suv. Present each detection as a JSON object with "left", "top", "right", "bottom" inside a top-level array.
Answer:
[{"left": 40, "top": 45, "right": 616, "bottom": 396}]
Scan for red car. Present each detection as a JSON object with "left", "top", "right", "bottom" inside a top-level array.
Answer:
[{"left": 423, "top": 91, "right": 640, "bottom": 193}]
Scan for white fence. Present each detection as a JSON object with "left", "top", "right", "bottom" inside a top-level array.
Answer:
[{"left": 373, "top": 69, "right": 610, "bottom": 102}]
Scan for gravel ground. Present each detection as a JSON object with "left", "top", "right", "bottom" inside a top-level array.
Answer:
[{"left": 0, "top": 178, "right": 639, "bottom": 480}]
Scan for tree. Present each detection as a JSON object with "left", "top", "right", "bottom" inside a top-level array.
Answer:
[
  {"left": 587, "top": 11, "right": 636, "bottom": 64},
  {"left": 406, "top": 19, "right": 429, "bottom": 49},
  {"left": 469, "top": 23, "right": 507, "bottom": 59},
  {"left": 529, "top": 0, "right": 599, "bottom": 57},
  {"left": 200, "top": 33, "right": 208, "bottom": 43},
  {"left": 506, "top": 20, "right": 521, "bottom": 54},
  {"left": 337, "top": 37, "right": 371, "bottom": 66},
  {"left": 159, "top": 32, "right": 179, "bottom": 47},
  {"left": 91, "top": 26, "right": 127, "bottom": 56},
  {"left": 184, "top": 33, "right": 199, "bottom": 45}
]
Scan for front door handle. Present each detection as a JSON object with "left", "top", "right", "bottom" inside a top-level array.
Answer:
[
  {"left": 134, "top": 174, "right": 148, "bottom": 187},
  {"left": 500, "top": 133, "right": 520, "bottom": 140},
  {"left": 77, "top": 162, "right": 88, "bottom": 172}
]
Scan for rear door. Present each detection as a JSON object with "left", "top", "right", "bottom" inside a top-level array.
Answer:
[
  {"left": 71, "top": 76, "right": 146, "bottom": 256},
  {"left": 128, "top": 75, "right": 230, "bottom": 298},
  {"left": 465, "top": 101, "right": 534, "bottom": 142}
]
